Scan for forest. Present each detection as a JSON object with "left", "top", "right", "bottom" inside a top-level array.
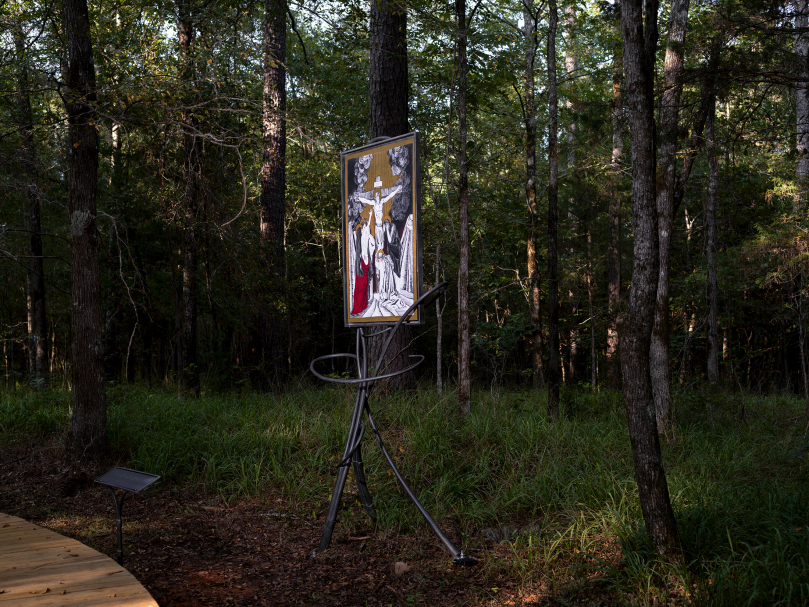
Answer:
[
  {"left": 4, "top": 0, "right": 807, "bottom": 401},
  {"left": 2, "top": 0, "right": 809, "bottom": 605}
]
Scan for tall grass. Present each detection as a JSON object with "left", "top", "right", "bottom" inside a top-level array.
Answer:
[{"left": 2, "top": 383, "right": 808, "bottom": 605}]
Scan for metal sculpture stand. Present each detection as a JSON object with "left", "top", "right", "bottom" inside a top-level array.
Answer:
[{"left": 310, "top": 282, "right": 476, "bottom": 566}]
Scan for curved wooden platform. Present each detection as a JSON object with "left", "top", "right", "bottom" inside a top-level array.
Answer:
[{"left": 0, "top": 513, "right": 157, "bottom": 607}]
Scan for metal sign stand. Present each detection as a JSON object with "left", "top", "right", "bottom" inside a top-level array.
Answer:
[
  {"left": 310, "top": 282, "right": 476, "bottom": 566},
  {"left": 94, "top": 467, "right": 160, "bottom": 566}
]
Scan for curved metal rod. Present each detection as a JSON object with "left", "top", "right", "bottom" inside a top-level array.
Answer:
[
  {"left": 365, "top": 409, "right": 461, "bottom": 559},
  {"left": 308, "top": 354, "right": 359, "bottom": 383},
  {"left": 356, "top": 329, "right": 364, "bottom": 378},
  {"left": 311, "top": 355, "right": 425, "bottom": 385},
  {"left": 371, "top": 282, "right": 449, "bottom": 380},
  {"left": 311, "top": 353, "right": 358, "bottom": 364}
]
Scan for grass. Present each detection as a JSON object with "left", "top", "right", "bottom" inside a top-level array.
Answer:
[{"left": 2, "top": 382, "right": 809, "bottom": 605}]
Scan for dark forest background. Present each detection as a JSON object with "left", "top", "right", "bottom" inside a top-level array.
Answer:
[{"left": 1, "top": 0, "right": 807, "bottom": 398}]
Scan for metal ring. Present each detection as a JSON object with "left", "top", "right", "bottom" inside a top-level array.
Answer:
[{"left": 311, "top": 355, "right": 425, "bottom": 384}]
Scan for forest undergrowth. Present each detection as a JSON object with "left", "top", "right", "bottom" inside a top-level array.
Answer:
[{"left": 2, "top": 383, "right": 809, "bottom": 606}]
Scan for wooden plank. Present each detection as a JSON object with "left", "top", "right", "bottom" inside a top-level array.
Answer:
[
  {"left": 0, "top": 582, "right": 151, "bottom": 607},
  {"left": 1, "top": 558, "right": 127, "bottom": 587},
  {"left": 0, "top": 514, "right": 157, "bottom": 607},
  {"left": 0, "top": 539, "right": 100, "bottom": 558}
]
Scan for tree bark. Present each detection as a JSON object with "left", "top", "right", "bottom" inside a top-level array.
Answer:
[
  {"left": 706, "top": 100, "right": 720, "bottom": 383},
  {"left": 368, "top": 0, "right": 415, "bottom": 391},
  {"left": 547, "top": 0, "right": 561, "bottom": 422},
  {"left": 620, "top": 0, "right": 681, "bottom": 559},
  {"left": 523, "top": 1, "right": 543, "bottom": 389},
  {"left": 178, "top": 0, "right": 201, "bottom": 398},
  {"left": 15, "top": 26, "right": 48, "bottom": 387},
  {"left": 258, "top": 0, "right": 287, "bottom": 390},
  {"left": 607, "top": 0, "right": 623, "bottom": 389},
  {"left": 436, "top": 241, "right": 443, "bottom": 396},
  {"left": 565, "top": 3, "right": 581, "bottom": 385},
  {"left": 456, "top": 0, "right": 471, "bottom": 414},
  {"left": 587, "top": 228, "right": 596, "bottom": 389},
  {"left": 104, "top": 126, "right": 125, "bottom": 383},
  {"left": 800, "top": 274, "right": 809, "bottom": 402},
  {"left": 797, "top": 0, "right": 809, "bottom": 211},
  {"left": 650, "top": 0, "right": 690, "bottom": 431},
  {"left": 64, "top": 0, "right": 106, "bottom": 456},
  {"left": 370, "top": 0, "right": 408, "bottom": 137}
]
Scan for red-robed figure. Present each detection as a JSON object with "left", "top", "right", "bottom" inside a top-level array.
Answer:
[{"left": 351, "top": 219, "right": 374, "bottom": 316}]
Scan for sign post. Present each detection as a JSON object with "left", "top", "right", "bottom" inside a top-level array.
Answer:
[{"left": 94, "top": 467, "right": 160, "bottom": 566}]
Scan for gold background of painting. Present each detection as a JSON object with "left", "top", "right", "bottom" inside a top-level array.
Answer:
[{"left": 344, "top": 136, "right": 418, "bottom": 324}]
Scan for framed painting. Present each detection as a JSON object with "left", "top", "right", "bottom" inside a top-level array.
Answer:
[{"left": 341, "top": 132, "right": 423, "bottom": 327}]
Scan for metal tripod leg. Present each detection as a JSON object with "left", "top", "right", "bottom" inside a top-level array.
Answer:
[
  {"left": 316, "top": 381, "right": 368, "bottom": 554},
  {"left": 352, "top": 436, "right": 377, "bottom": 523},
  {"left": 317, "top": 457, "right": 351, "bottom": 554},
  {"left": 366, "top": 410, "right": 475, "bottom": 565}
]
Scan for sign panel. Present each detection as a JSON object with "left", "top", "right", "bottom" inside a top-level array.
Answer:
[{"left": 341, "top": 132, "right": 422, "bottom": 327}]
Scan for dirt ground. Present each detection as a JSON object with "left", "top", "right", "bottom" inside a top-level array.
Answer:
[{"left": 0, "top": 442, "right": 611, "bottom": 606}]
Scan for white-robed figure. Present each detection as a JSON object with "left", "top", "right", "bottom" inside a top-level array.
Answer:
[
  {"left": 360, "top": 249, "right": 412, "bottom": 318},
  {"left": 359, "top": 225, "right": 413, "bottom": 318},
  {"left": 376, "top": 250, "right": 398, "bottom": 301},
  {"left": 396, "top": 213, "right": 415, "bottom": 296}
]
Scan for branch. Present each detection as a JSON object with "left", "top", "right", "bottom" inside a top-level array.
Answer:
[{"left": 287, "top": 5, "right": 310, "bottom": 65}]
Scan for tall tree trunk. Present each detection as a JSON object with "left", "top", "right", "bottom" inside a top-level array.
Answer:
[
  {"left": 650, "top": 0, "right": 690, "bottom": 431},
  {"left": 105, "top": 98, "right": 125, "bottom": 383},
  {"left": 607, "top": 0, "right": 623, "bottom": 389},
  {"left": 456, "top": 0, "right": 471, "bottom": 413},
  {"left": 706, "top": 99, "right": 720, "bottom": 382},
  {"left": 436, "top": 241, "right": 443, "bottom": 396},
  {"left": 672, "top": 42, "right": 721, "bottom": 220},
  {"left": 792, "top": 8, "right": 807, "bottom": 399},
  {"left": 565, "top": 3, "right": 580, "bottom": 385},
  {"left": 620, "top": 0, "right": 681, "bottom": 559},
  {"left": 368, "top": 0, "right": 415, "bottom": 391},
  {"left": 547, "top": 0, "right": 561, "bottom": 422},
  {"left": 168, "top": 228, "right": 182, "bottom": 382},
  {"left": 524, "top": 1, "right": 543, "bottom": 389},
  {"left": 64, "top": 0, "right": 106, "bottom": 456},
  {"left": 797, "top": 0, "right": 809, "bottom": 211},
  {"left": 800, "top": 274, "right": 809, "bottom": 402},
  {"left": 258, "top": 0, "right": 287, "bottom": 390},
  {"left": 178, "top": 0, "right": 201, "bottom": 398},
  {"left": 15, "top": 26, "right": 48, "bottom": 387},
  {"left": 587, "top": 229, "right": 596, "bottom": 389}
]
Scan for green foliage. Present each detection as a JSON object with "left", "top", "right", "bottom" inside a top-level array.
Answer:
[{"left": 4, "top": 385, "right": 809, "bottom": 603}]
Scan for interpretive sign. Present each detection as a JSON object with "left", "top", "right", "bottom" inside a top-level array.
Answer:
[{"left": 341, "top": 132, "right": 422, "bottom": 326}]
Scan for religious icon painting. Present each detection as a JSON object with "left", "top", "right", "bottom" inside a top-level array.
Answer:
[{"left": 341, "top": 132, "right": 423, "bottom": 327}]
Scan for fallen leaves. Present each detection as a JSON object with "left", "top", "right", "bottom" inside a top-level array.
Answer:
[{"left": 1, "top": 445, "right": 499, "bottom": 607}]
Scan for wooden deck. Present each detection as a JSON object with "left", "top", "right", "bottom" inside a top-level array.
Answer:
[{"left": 0, "top": 513, "right": 157, "bottom": 607}]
